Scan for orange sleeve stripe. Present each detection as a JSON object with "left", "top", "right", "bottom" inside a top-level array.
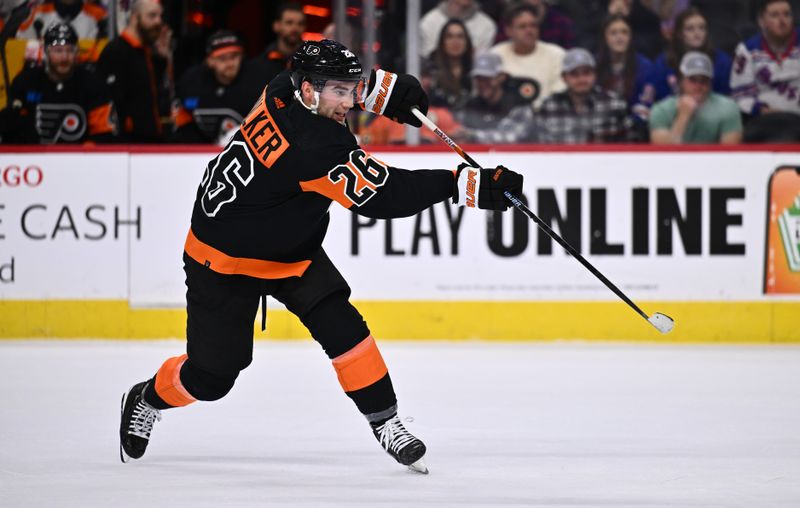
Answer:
[
  {"left": 184, "top": 228, "right": 311, "bottom": 279},
  {"left": 331, "top": 335, "right": 388, "bottom": 392},
  {"left": 154, "top": 354, "right": 197, "bottom": 407},
  {"left": 299, "top": 175, "right": 354, "bottom": 208},
  {"left": 88, "top": 102, "right": 114, "bottom": 135},
  {"left": 82, "top": 3, "right": 108, "bottom": 21}
]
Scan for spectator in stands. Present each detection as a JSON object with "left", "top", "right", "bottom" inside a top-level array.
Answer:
[
  {"left": 16, "top": 0, "right": 107, "bottom": 40},
  {"left": 692, "top": 0, "right": 756, "bottom": 56},
  {"left": 249, "top": 2, "right": 305, "bottom": 87},
  {"left": 171, "top": 30, "right": 261, "bottom": 145},
  {"left": 639, "top": 0, "right": 689, "bottom": 41},
  {"left": 560, "top": 0, "right": 606, "bottom": 52},
  {"left": 535, "top": 47, "right": 633, "bottom": 143},
  {"left": 419, "top": 0, "right": 496, "bottom": 57},
  {"left": 595, "top": 13, "right": 656, "bottom": 133},
  {"left": 607, "top": 0, "right": 664, "bottom": 59},
  {"left": 96, "top": 0, "right": 172, "bottom": 142},
  {"left": 490, "top": 2, "right": 565, "bottom": 108},
  {"left": 0, "top": 22, "right": 115, "bottom": 144},
  {"left": 458, "top": 52, "right": 539, "bottom": 143},
  {"left": 651, "top": 7, "right": 732, "bottom": 101},
  {"left": 424, "top": 19, "right": 474, "bottom": 111},
  {"left": 730, "top": 0, "right": 800, "bottom": 118},
  {"left": 650, "top": 51, "right": 742, "bottom": 144},
  {"left": 521, "top": 0, "right": 576, "bottom": 49}
]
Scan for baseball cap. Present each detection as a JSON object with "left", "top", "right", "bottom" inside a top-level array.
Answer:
[
  {"left": 471, "top": 52, "right": 503, "bottom": 77},
  {"left": 206, "top": 30, "right": 244, "bottom": 58},
  {"left": 562, "top": 48, "right": 596, "bottom": 73},
  {"left": 679, "top": 51, "right": 713, "bottom": 78}
]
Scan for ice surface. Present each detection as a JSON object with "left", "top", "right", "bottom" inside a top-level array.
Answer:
[{"left": 1, "top": 340, "right": 799, "bottom": 507}]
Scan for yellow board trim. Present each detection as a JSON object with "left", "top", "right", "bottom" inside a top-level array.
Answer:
[{"left": 0, "top": 300, "right": 798, "bottom": 343}]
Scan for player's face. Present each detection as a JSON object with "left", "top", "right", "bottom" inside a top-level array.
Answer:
[
  {"left": 442, "top": 24, "right": 468, "bottom": 58},
  {"left": 46, "top": 44, "right": 77, "bottom": 79},
  {"left": 506, "top": 12, "right": 539, "bottom": 52},
  {"left": 681, "top": 75, "right": 711, "bottom": 102},
  {"left": 605, "top": 19, "right": 631, "bottom": 54},
  {"left": 136, "top": 2, "right": 163, "bottom": 44},
  {"left": 316, "top": 80, "right": 358, "bottom": 124},
  {"left": 274, "top": 10, "right": 306, "bottom": 47},
  {"left": 563, "top": 66, "right": 596, "bottom": 95},
  {"left": 207, "top": 51, "right": 243, "bottom": 86},
  {"left": 760, "top": 2, "right": 793, "bottom": 41},
  {"left": 681, "top": 14, "right": 707, "bottom": 49}
]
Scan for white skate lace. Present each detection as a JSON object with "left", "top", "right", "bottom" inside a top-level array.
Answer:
[
  {"left": 375, "top": 416, "right": 416, "bottom": 454},
  {"left": 128, "top": 400, "right": 162, "bottom": 439}
]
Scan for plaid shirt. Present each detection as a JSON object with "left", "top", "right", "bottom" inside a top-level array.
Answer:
[{"left": 535, "top": 87, "right": 634, "bottom": 143}]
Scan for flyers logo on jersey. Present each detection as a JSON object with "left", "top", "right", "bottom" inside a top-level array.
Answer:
[
  {"left": 240, "top": 91, "right": 289, "bottom": 167},
  {"left": 35, "top": 103, "right": 86, "bottom": 143}
]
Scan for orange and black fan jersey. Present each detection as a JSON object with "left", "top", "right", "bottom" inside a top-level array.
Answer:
[
  {"left": 3, "top": 65, "right": 115, "bottom": 144},
  {"left": 171, "top": 61, "right": 264, "bottom": 144},
  {"left": 187, "top": 71, "right": 455, "bottom": 280}
]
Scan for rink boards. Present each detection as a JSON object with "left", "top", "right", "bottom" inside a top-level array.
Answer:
[{"left": 1, "top": 146, "right": 799, "bottom": 342}]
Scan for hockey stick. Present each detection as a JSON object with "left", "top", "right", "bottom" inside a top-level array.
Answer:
[{"left": 410, "top": 108, "right": 674, "bottom": 334}]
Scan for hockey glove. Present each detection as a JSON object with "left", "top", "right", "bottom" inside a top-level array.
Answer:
[
  {"left": 453, "top": 164, "right": 524, "bottom": 211},
  {"left": 361, "top": 69, "right": 429, "bottom": 127}
]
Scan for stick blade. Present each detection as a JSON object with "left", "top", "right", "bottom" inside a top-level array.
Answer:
[{"left": 648, "top": 312, "right": 675, "bottom": 334}]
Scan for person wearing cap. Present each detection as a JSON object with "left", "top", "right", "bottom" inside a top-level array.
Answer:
[
  {"left": 535, "top": 47, "right": 633, "bottom": 144},
  {"left": 171, "top": 30, "right": 261, "bottom": 144},
  {"left": 0, "top": 22, "right": 115, "bottom": 144},
  {"left": 249, "top": 2, "right": 306, "bottom": 89},
  {"left": 96, "top": 0, "right": 172, "bottom": 143},
  {"left": 490, "top": 3, "right": 566, "bottom": 108},
  {"left": 457, "top": 52, "right": 541, "bottom": 143},
  {"left": 650, "top": 51, "right": 742, "bottom": 144}
]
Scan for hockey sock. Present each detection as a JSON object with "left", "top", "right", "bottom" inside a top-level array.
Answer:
[
  {"left": 332, "top": 335, "right": 398, "bottom": 415},
  {"left": 146, "top": 354, "right": 198, "bottom": 409}
]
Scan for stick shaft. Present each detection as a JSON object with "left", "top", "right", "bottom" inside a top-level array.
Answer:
[{"left": 411, "top": 108, "right": 650, "bottom": 322}]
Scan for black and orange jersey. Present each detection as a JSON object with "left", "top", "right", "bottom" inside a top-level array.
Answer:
[
  {"left": 2, "top": 64, "right": 115, "bottom": 144},
  {"left": 247, "top": 42, "right": 291, "bottom": 91},
  {"left": 186, "top": 71, "right": 455, "bottom": 279},
  {"left": 171, "top": 61, "right": 263, "bottom": 144}
]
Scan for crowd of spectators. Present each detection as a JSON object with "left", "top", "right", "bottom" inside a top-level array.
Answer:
[{"left": 1, "top": 0, "right": 799, "bottom": 145}]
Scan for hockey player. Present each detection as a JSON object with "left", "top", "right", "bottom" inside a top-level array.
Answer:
[
  {"left": 119, "top": 39, "right": 523, "bottom": 473},
  {"left": 0, "top": 22, "right": 115, "bottom": 144},
  {"left": 171, "top": 30, "right": 262, "bottom": 144}
]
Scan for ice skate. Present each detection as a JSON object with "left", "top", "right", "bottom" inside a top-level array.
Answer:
[
  {"left": 119, "top": 381, "right": 161, "bottom": 463},
  {"left": 371, "top": 414, "right": 428, "bottom": 474}
]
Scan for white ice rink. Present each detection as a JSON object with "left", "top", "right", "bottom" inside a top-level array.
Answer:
[{"left": 1, "top": 340, "right": 799, "bottom": 508}]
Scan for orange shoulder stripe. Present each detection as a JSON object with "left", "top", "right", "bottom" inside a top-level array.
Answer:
[{"left": 82, "top": 2, "right": 108, "bottom": 21}]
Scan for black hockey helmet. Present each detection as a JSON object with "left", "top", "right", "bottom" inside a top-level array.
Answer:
[
  {"left": 43, "top": 22, "right": 78, "bottom": 47},
  {"left": 290, "top": 39, "right": 364, "bottom": 89}
]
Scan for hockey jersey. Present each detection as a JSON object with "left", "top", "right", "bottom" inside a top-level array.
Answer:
[
  {"left": 3, "top": 64, "right": 115, "bottom": 144},
  {"left": 730, "top": 29, "right": 800, "bottom": 115},
  {"left": 186, "top": 71, "right": 455, "bottom": 279},
  {"left": 16, "top": 1, "right": 107, "bottom": 40},
  {"left": 171, "top": 62, "right": 263, "bottom": 144}
]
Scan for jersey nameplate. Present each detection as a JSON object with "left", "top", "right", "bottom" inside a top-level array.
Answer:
[{"left": 240, "top": 92, "right": 289, "bottom": 168}]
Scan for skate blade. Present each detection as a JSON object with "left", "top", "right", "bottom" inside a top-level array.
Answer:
[{"left": 408, "top": 458, "right": 429, "bottom": 474}]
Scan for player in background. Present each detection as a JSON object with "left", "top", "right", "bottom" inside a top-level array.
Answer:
[
  {"left": 171, "top": 30, "right": 262, "bottom": 145},
  {"left": 119, "top": 39, "right": 523, "bottom": 474},
  {"left": 0, "top": 22, "right": 115, "bottom": 144}
]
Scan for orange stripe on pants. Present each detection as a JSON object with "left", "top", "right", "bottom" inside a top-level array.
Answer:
[
  {"left": 331, "top": 336, "right": 388, "bottom": 392},
  {"left": 154, "top": 354, "right": 197, "bottom": 407}
]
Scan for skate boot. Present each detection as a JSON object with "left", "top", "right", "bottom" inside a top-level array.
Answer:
[
  {"left": 119, "top": 381, "right": 161, "bottom": 463},
  {"left": 371, "top": 414, "right": 428, "bottom": 474}
]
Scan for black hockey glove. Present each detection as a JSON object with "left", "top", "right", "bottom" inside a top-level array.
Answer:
[
  {"left": 361, "top": 69, "right": 429, "bottom": 127},
  {"left": 453, "top": 164, "right": 524, "bottom": 211}
]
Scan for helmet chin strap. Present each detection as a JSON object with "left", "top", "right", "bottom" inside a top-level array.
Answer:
[{"left": 294, "top": 89, "right": 321, "bottom": 115}]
